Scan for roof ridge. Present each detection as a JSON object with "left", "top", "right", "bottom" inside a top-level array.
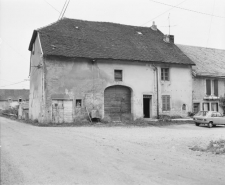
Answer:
[
  {"left": 36, "top": 18, "right": 68, "bottom": 31},
  {"left": 177, "top": 44, "right": 225, "bottom": 51}
]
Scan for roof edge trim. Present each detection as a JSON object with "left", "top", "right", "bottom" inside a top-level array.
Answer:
[{"left": 28, "top": 30, "right": 38, "bottom": 51}]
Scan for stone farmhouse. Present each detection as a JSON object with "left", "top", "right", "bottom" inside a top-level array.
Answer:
[
  {"left": 178, "top": 45, "right": 225, "bottom": 114},
  {"left": 28, "top": 18, "right": 195, "bottom": 123}
]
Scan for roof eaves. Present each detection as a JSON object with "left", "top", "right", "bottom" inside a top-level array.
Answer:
[{"left": 28, "top": 30, "right": 37, "bottom": 51}]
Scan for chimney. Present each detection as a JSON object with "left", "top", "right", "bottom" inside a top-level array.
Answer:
[
  {"left": 151, "top": 21, "right": 157, "bottom": 31},
  {"left": 163, "top": 35, "right": 174, "bottom": 44}
]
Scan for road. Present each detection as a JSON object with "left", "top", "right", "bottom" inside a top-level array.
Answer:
[{"left": 1, "top": 117, "right": 225, "bottom": 185}]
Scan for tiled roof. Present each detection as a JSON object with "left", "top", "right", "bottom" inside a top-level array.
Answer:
[
  {"left": 177, "top": 45, "right": 225, "bottom": 77},
  {"left": 29, "top": 18, "right": 194, "bottom": 65},
  {"left": 0, "top": 89, "right": 29, "bottom": 101}
]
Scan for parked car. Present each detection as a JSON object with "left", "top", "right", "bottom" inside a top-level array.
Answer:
[{"left": 193, "top": 111, "right": 225, "bottom": 128}]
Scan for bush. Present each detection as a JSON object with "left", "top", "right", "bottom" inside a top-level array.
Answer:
[
  {"left": 190, "top": 139, "right": 225, "bottom": 155},
  {"left": 2, "top": 107, "right": 18, "bottom": 117},
  {"left": 188, "top": 112, "right": 195, "bottom": 117},
  {"left": 158, "top": 114, "right": 171, "bottom": 121}
]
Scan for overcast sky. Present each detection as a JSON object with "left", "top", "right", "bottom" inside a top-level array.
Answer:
[{"left": 0, "top": 0, "right": 225, "bottom": 89}]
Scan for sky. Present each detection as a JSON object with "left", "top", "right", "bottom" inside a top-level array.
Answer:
[{"left": 0, "top": 0, "right": 225, "bottom": 89}]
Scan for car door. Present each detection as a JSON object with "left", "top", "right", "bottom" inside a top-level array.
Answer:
[
  {"left": 210, "top": 113, "right": 217, "bottom": 123},
  {"left": 216, "top": 113, "right": 225, "bottom": 124}
]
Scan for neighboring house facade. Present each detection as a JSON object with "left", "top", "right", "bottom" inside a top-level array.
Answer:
[
  {"left": 18, "top": 102, "right": 29, "bottom": 120},
  {"left": 178, "top": 45, "right": 225, "bottom": 114},
  {"left": 0, "top": 89, "right": 29, "bottom": 110},
  {"left": 28, "top": 18, "right": 194, "bottom": 123}
]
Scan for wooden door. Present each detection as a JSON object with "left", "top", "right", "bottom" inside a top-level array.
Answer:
[{"left": 104, "top": 85, "right": 131, "bottom": 121}]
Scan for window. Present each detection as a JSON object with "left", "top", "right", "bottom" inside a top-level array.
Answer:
[
  {"left": 203, "top": 103, "right": 209, "bottom": 111},
  {"left": 76, "top": 99, "right": 82, "bottom": 107},
  {"left": 162, "top": 95, "right": 170, "bottom": 111},
  {"left": 206, "top": 79, "right": 211, "bottom": 95},
  {"left": 214, "top": 79, "right": 218, "bottom": 96},
  {"left": 114, "top": 70, "right": 122, "bottom": 81},
  {"left": 182, "top": 104, "right": 186, "bottom": 110},
  {"left": 206, "top": 79, "right": 219, "bottom": 96},
  {"left": 161, "top": 68, "right": 169, "bottom": 81},
  {"left": 18, "top": 98, "right": 22, "bottom": 103},
  {"left": 216, "top": 113, "right": 222, "bottom": 117},
  {"left": 193, "top": 103, "right": 200, "bottom": 113},
  {"left": 211, "top": 103, "right": 218, "bottom": 111}
]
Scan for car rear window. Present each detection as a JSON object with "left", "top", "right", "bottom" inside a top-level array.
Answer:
[{"left": 195, "top": 111, "right": 208, "bottom": 116}]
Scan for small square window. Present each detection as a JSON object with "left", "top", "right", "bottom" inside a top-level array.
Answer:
[
  {"left": 76, "top": 99, "right": 82, "bottom": 107},
  {"left": 114, "top": 70, "right": 122, "bottom": 81},
  {"left": 161, "top": 68, "right": 169, "bottom": 81}
]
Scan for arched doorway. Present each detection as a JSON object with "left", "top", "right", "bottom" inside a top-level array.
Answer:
[{"left": 104, "top": 85, "right": 131, "bottom": 121}]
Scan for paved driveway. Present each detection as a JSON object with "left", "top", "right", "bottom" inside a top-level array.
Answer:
[{"left": 1, "top": 117, "right": 225, "bottom": 185}]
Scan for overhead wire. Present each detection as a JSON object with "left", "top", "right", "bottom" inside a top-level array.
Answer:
[
  {"left": 42, "top": 0, "right": 60, "bottom": 13},
  {"left": 61, "top": 0, "right": 70, "bottom": 19},
  {"left": 206, "top": 0, "right": 216, "bottom": 48},
  {"left": 146, "top": 0, "right": 225, "bottom": 19},
  {"left": 141, "top": 0, "right": 187, "bottom": 26},
  {"left": 0, "top": 80, "right": 29, "bottom": 88},
  {"left": 58, "top": 0, "right": 68, "bottom": 20}
]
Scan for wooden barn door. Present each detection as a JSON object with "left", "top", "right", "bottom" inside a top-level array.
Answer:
[
  {"left": 52, "top": 100, "right": 73, "bottom": 123},
  {"left": 104, "top": 85, "right": 131, "bottom": 121}
]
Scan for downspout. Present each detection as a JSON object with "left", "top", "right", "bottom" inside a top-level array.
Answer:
[{"left": 152, "top": 64, "right": 159, "bottom": 119}]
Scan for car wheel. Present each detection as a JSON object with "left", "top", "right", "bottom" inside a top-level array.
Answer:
[
  {"left": 208, "top": 122, "right": 213, "bottom": 128},
  {"left": 195, "top": 123, "right": 200, "bottom": 126}
]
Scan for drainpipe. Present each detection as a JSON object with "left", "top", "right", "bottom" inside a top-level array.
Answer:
[{"left": 152, "top": 64, "right": 159, "bottom": 119}]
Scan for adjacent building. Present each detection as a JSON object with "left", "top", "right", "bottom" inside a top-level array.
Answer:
[
  {"left": 0, "top": 89, "right": 29, "bottom": 110},
  {"left": 178, "top": 45, "right": 225, "bottom": 114},
  {"left": 28, "top": 18, "right": 195, "bottom": 123}
]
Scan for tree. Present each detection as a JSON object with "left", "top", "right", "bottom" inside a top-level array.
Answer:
[{"left": 219, "top": 94, "right": 225, "bottom": 115}]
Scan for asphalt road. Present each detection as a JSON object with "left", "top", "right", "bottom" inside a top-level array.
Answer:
[{"left": 1, "top": 117, "right": 225, "bottom": 185}]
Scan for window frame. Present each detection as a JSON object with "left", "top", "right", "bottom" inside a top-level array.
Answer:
[
  {"left": 114, "top": 70, "right": 123, "bottom": 81},
  {"left": 162, "top": 95, "right": 170, "bottom": 111},
  {"left": 76, "top": 99, "right": 82, "bottom": 108},
  {"left": 161, "top": 68, "right": 169, "bottom": 81},
  {"left": 206, "top": 79, "right": 219, "bottom": 96}
]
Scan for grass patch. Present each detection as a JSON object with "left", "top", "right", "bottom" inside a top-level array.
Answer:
[
  {"left": 190, "top": 139, "right": 225, "bottom": 155},
  {"left": 0, "top": 114, "right": 193, "bottom": 127}
]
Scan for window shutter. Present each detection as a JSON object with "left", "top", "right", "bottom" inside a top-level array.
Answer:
[
  {"left": 206, "top": 79, "right": 211, "bottom": 95},
  {"left": 167, "top": 96, "right": 170, "bottom": 110},
  {"left": 161, "top": 69, "right": 164, "bottom": 80},
  {"left": 162, "top": 96, "right": 166, "bottom": 111},
  {"left": 214, "top": 80, "right": 218, "bottom": 96}
]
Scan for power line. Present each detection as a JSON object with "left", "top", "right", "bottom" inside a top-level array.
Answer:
[
  {"left": 147, "top": 0, "right": 225, "bottom": 19},
  {"left": 61, "top": 0, "right": 70, "bottom": 19},
  {"left": 1, "top": 39, "right": 28, "bottom": 60},
  {"left": 141, "top": 0, "right": 187, "bottom": 26},
  {"left": 206, "top": 0, "right": 215, "bottom": 48},
  {"left": 43, "top": 0, "right": 60, "bottom": 13},
  {"left": 58, "top": 0, "right": 68, "bottom": 20},
  {"left": 0, "top": 80, "right": 29, "bottom": 88}
]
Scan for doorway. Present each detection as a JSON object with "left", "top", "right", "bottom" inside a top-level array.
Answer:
[{"left": 143, "top": 95, "right": 151, "bottom": 118}]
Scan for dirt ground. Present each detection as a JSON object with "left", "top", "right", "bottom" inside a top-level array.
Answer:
[{"left": 1, "top": 117, "right": 225, "bottom": 185}]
